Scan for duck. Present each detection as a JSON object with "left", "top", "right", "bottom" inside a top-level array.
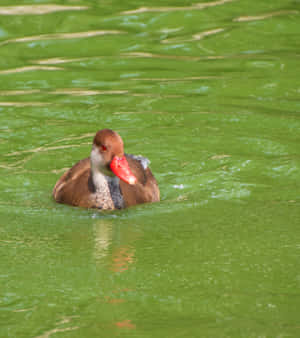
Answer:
[{"left": 53, "top": 129, "right": 160, "bottom": 210}]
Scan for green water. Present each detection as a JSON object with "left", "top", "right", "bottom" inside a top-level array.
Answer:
[{"left": 0, "top": 1, "right": 300, "bottom": 337}]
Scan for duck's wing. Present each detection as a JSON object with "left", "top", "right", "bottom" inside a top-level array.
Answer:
[
  {"left": 53, "top": 157, "right": 95, "bottom": 207},
  {"left": 119, "top": 154, "right": 160, "bottom": 207}
]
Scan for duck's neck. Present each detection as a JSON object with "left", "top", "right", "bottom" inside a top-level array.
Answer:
[
  {"left": 91, "top": 169, "right": 106, "bottom": 190},
  {"left": 91, "top": 163, "right": 115, "bottom": 190},
  {"left": 90, "top": 147, "right": 110, "bottom": 190},
  {"left": 89, "top": 148, "right": 124, "bottom": 209},
  {"left": 90, "top": 163, "right": 124, "bottom": 209}
]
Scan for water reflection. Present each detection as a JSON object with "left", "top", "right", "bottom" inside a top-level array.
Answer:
[
  {"left": 234, "top": 10, "right": 299, "bottom": 22},
  {"left": 1, "top": 133, "right": 94, "bottom": 173},
  {"left": 93, "top": 219, "right": 138, "bottom": 330},
  {"left": 130, "top": 76, "right": 221, "bottom": 81},
  {"left": 93, "top": 219, "right": 139, "bottom": 274},
  {"left": 122, "top": 0, "right": 234, "bottom": 15},
  {"left": 114, "top": 320, "right": 136, "bottom": 329},
  {"left": 51, "top": 89, "right": 128, "bottom": 96},
  {"left": 161, "top": 28, "right": 224, "bottom": 44},
  {"left": 122, "top": 51, "right": 224, "bottom": 61},
  {"left": 1, "top": 30, "right": 125, "bottom": 46},
  {"left": 0, "top": 90, "right": 40, "bottom": 96},
  {"left": 35, "top": 316, "right": 79, "bottom": 338},
  {"left": 110, "top": 246, "right": 135, "bottom": 273},
  {"left": 0, "top": 5, "right": 88, "bottom": 15},
  {"left": 0, "top": 65, "right": 61, "bottom": 74},
  {"left": 93, "top": 220, "right": 113, "bottom": 261},
  {"left": 0, "top": 101, "right": 49, "bottom": 107},
  {"left": 6, "top": 144, "right": 85, "bottom": 157},
  {"left": 34, "top": 57, "right": 89, "bottom": 65}
]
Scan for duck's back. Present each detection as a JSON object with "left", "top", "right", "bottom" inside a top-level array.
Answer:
[
  {"left": 53, "top": 158, "right": 96, "bottom": 208},
  {"left": 120, "top": 155, "right": 160, "bottom": 207}
]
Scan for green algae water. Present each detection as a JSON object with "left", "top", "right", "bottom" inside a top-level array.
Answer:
[{"left": 0, "top": 1, "right": 300, "bottom": 337}]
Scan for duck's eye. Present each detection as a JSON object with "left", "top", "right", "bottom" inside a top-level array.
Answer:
[{"left": 100, "top": 145, "right": 107, "bottom": 152}]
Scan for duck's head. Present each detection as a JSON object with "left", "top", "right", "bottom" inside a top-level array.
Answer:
[{"left": 90, "top": 129, "right": 137, "bottom": 185}]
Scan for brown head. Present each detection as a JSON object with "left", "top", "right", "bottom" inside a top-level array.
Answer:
[{"left": 91, "top": 129, "right": 137, "bottom": 185}]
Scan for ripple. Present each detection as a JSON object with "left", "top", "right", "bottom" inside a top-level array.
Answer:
[
  {"left": 113, "top": 110, "right": 214, "bottom": 115},
  {"left": 50, "top": 89, "right": 129, "bottom": 96},
  {"left": 122, "top": 0, "right": 235, "bottom": 15},
  {"left": 0, "top": 30, "right": 125, "bottom": 46},
  {"left": 211, "top": 183, "right": 252, "bottom": 200},
  {"left": 234, "top": 10, "right": 299, "bottom": 22},
  {"left": 0, "top": 101, "right": 49, "bottom": 107},
  {"left": 0, "top": 5, "right": 88, "bottom": 15},
  {"left": 192, "top": 28, "right": 225, "bottom": 41},
  {"left": 0, "top": 65, "right": 61, "bottom": 74},
  {"left": 6, "top": 144, "right": 86, "bottom": 157},
  {"left": 210, "top": 154, "right": 231, "bottom": 160},
  {"left": 50, "top": 133, "right": 94, "bottom": 145},
  {"left": 121, "top": 51, "right": 224, "bottom": 61},
  {"left": 113, "top": 111, "right": 164, "bottom": 115},
  {"left": 1, "top": 133, "right": 95, "bottom": 171},
  {"left": 33, "top": 57, "right": 89, "bottom": 65},
  {"left": 131, "top": 93, "right": 183, "bottom": 98},
  {"left": 34, "top": 317, "right": 79, "bottom": 338},
  {"left": 0, "top": 90, "right": 40, "bottom": 96},
  {"left": 131, "top": 76, "right": 222, "bottom": 81},
  {"left": 161, "top": 28, "right": 225, "bottom": 44}
]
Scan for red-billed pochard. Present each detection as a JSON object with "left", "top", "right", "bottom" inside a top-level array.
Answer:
[{"left": 53, "top": 129, "right": 160, "bottom": 209}]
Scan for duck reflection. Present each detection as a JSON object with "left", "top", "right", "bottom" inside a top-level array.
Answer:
[
  {"left": 110, "top": 246, "right": 135, "bottom": 273},
  {"left": 93, "top": 219, "right": 140, "bottom": 273},
  {"left": 92, "top": 218, "right": 139, "bottom": 331},
  {"left": 93, "top": 219, "right": 113, "bottom": 261}
]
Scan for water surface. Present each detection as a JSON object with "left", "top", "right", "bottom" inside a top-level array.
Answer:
[{"left": 0, "top": 1, "right": 299, "bottom": 337}]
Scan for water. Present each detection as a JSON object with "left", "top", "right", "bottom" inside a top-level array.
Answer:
[{"left": 0, "top": 1, "right": 299, "bottom": 337}]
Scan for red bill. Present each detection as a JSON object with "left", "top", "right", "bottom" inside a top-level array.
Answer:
[{"left": 110, "top": 156, "right": 137, "bottom": 185}]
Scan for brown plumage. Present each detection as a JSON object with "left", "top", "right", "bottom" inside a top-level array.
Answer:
[{"left": 53, "top": 129, "right": 160, "bottom": 210}]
